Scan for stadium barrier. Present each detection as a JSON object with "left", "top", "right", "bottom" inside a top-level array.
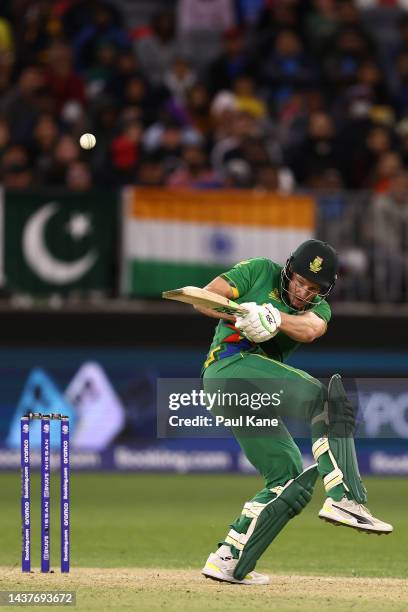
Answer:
[{"left": 0, "top": 186, "right": 407, "bottom": 303}]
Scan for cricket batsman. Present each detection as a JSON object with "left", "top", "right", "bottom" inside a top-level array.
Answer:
[{"left": 197, "top": 239, "right": 393, "bottom": 585}]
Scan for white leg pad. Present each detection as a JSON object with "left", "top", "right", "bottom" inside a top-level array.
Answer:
[{"left": 313, "top": 436, "right": 347, "bottom": 493}]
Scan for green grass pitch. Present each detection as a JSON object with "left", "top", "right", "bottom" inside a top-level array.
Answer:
[{"left": 0, "top": 473, "right": 407, "bottom": 611}]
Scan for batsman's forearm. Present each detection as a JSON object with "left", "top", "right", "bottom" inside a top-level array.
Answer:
[
  {"left": 193, "top": 304, "right": 235, "bottom": 322},
  {"left": 279, "top": 312, "right": 323, "bottom": 343}
]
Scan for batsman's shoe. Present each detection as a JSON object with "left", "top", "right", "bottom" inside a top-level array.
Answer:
[
  {"left": 202, "top": 548, "right": 269, "bottom": 585},
  {"left": 319, "top": 497, "right": 393, "bottom": 534}
]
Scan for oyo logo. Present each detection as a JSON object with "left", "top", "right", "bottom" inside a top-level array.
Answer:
[
  {"left": 23, "top": 424, "right": 29, "bottom": 433},
  {"left": 62, "top": 425, "right": 68, "bottom": 434}
]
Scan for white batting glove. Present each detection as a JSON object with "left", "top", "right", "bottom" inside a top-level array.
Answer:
[{"left": 235, "top": 303, "right": 281, "bottom": 343}]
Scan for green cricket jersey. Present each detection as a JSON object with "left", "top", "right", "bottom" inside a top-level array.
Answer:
[{"left": 203, "top": 258, "right": 331, "bottom": 370}]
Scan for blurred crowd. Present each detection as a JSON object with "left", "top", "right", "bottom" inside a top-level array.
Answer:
[{"left": 2, "top": 0, "right": 408, "bottom": 195}]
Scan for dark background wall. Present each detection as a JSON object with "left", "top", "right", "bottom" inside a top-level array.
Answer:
[
  {"left": 1, "top": 309, "right": 407, "bottom": 377},
  {"left": 0, "top": 309, "right": 405, "bottom": 349}
]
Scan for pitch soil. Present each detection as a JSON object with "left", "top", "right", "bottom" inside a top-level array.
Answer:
[{"left": 1, "top": 568, "right": 407, "bottom": 611}]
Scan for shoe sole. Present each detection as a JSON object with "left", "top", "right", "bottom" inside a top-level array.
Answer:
[
  {"left": 202, "top": 571, "right": 241, "bottom": 584},
  {"left": 319, "top": 514, "right": 392, "bottom": 535},
  {"left": 201, "top": 568, "right": 269, "bottom": 585}
]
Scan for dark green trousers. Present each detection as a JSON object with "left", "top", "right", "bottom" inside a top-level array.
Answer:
[{"left": 203, "top": 352, "right": 345, "bottom": 557}]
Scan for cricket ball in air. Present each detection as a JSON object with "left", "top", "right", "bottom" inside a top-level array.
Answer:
[{"left": 79, "top": 133, "right": 96, "bottom": 150}]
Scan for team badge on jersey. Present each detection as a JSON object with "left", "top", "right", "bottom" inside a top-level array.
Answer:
[{"left": 268, "top": 289, "right": 281, "bottom": 302}]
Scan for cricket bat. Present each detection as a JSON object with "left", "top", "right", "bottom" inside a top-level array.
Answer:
[{"left": 162, "top": 286, "right": 248, "bottom": 316}]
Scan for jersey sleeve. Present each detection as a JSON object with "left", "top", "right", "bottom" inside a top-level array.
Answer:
[
  {"left": 220, "top": 258, "right": 266, "bottom": 299},
  {"left": 312, "top": 299, "right": 331, "bottom": 323}
]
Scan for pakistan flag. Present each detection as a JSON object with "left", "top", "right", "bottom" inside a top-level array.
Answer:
[{"left": 3, "top": 190, "right": 117, "bottom": 294}]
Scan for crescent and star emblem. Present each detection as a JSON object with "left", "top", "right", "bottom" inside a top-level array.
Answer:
[{"left": 22, "top": 202, "right": 98, "bottom": 285}]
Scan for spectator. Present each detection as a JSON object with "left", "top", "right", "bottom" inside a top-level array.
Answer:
[
  {"left": 44, "top": 42, "right": 85, "bottom": 113},
  {"left": 148, "top": 122, "right": 184, "bottom": 176},
  {"left": 184, "top": 83, "right": 212, "bottom": 137},
  {"left": 239, "top": 136, "right": 271, "bottom": 168},
  {"left": 65, "top": 160, "right": 93, "bottom": 191},
  {"left": 261, "top": 30, "right": 319, "bottom": 110},
  {"left": 164, "top": 58, "right": 197, "bottom": 104},
  {"left": 178, "top": 0, "right": 236, "bottom": 32},
  {"left": 322, "top": 27, "right": 371, "bottom": 95},
  {"left": 370, "top": 151, "right": 403, "bottom": 193},
  {"left": 211, "top": 110, "right": 261, "bottom": 176},
  {"left": 232, "top": 75, "right": 267, "bottom": 119},
  {"left": 0, "top": 117, "right": 10, "bottom": 156},
  {"left": 336, "top": 0, "right": 361, "bottom": 25},
  {"left": 288, "top": 111, "right": 340, "bottom": 186},
  {"left": 177, "top": 0, "right": 238, "bottom": 71},
  {"left": 106, "top": 50, "right": 139, "bottom": 100},
  {"left": 279, "top": 88, "right": 327, "bottom": 150},
  {"left": 393, "top": 51, "right": 408, "bottom": 116},
  {"left": 12, "top": 1, "right": 56, "bottom": 68},
  {"left": 305, "top": 0, "right": 338, "bottom": 55},
  {"left": 167, "top": 144, "right": 219, "bottom": 188},
  {"left": 121, "top": 74, "right": 159, "bottom": 125},
  {"left": 2, "top": 0, "right": 408, "bottom": 197},
  {"left": 85, "top": 41, "right": 118, "bottom": 99},
  {"left": 223, "top": 158, "right": 253, "bottom": 188},
  {"left": 0, "top": 47, "right": 14, "bottom": 98},
  {"left": 0, "top": 15, "right": 13, "bottom": 52},
  {"left": 253, "top": 0, "right": 299, "bottom": 60},
  {"left": 47, "top": 134, "right": 81, "bottom": 185},
  {"left": 210, "top": 90, "right": 240, "bottom": 145},
  {"left": 347, "top": 124, "right": 393, "bottom": 188},
  {"left": 367, "top": 170, "right": 408, "bottom": 302},
  {"left": 312, "top": 167, "right": 345, "bottom": 193},
  {"left": 72, "top": 4, "right": 130, "bottom": 74},
  {"left": 134, "top": 11, "right": 184, "bottom": 86},
  {"left": 396, "top": 117, "right": 408, "bottom": 165},
  {"left": 254, "top": 163, "right": 295, "bottom": 194},
  {"left": 137, "top": 154, "right": 166, "bottom": 186},
  {"left": 88, "top": 95, "right": 120, "bottom": 167},
  {"left": 355, "top": 59, "right": 390, "bottom": 106},
  {"left": 142, "top": 114, "right": 201, "bottom": 171},
  {"left": 1, "top": 145, "right": 34, "bottom": 189},
  {"left": 29, "top": 113, "right": 59, "bottom": 181},
  {"left": 59, "top": 0, "right": 123, "bottom": 42},
  {"left": 254, "top": 164, "right": 279, "bottom": 191},
  {"left": 60, "top": 98, "right": 87, "bottom": 135},
  {"left": 0, "top": 65, "right": 46, "bottom": 142},
  {"left": 207, "top": 28, "right": 253, "bottom": 94},
  {"left": 381, "top": 13, "right": 408, "bottom": 96},
  {"left": 110, "top": 119, "right": 143, "bottom": 184},
  {"left": 397, "top": 13, "right": 408, "bottom": 56},
  {"left": 236, "top": 0, "right": 265, "bottom": 27}
]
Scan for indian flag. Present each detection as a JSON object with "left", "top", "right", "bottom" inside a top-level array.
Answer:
[{"left": 121, "top": 188, "right": 316, "bottom": 296}]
